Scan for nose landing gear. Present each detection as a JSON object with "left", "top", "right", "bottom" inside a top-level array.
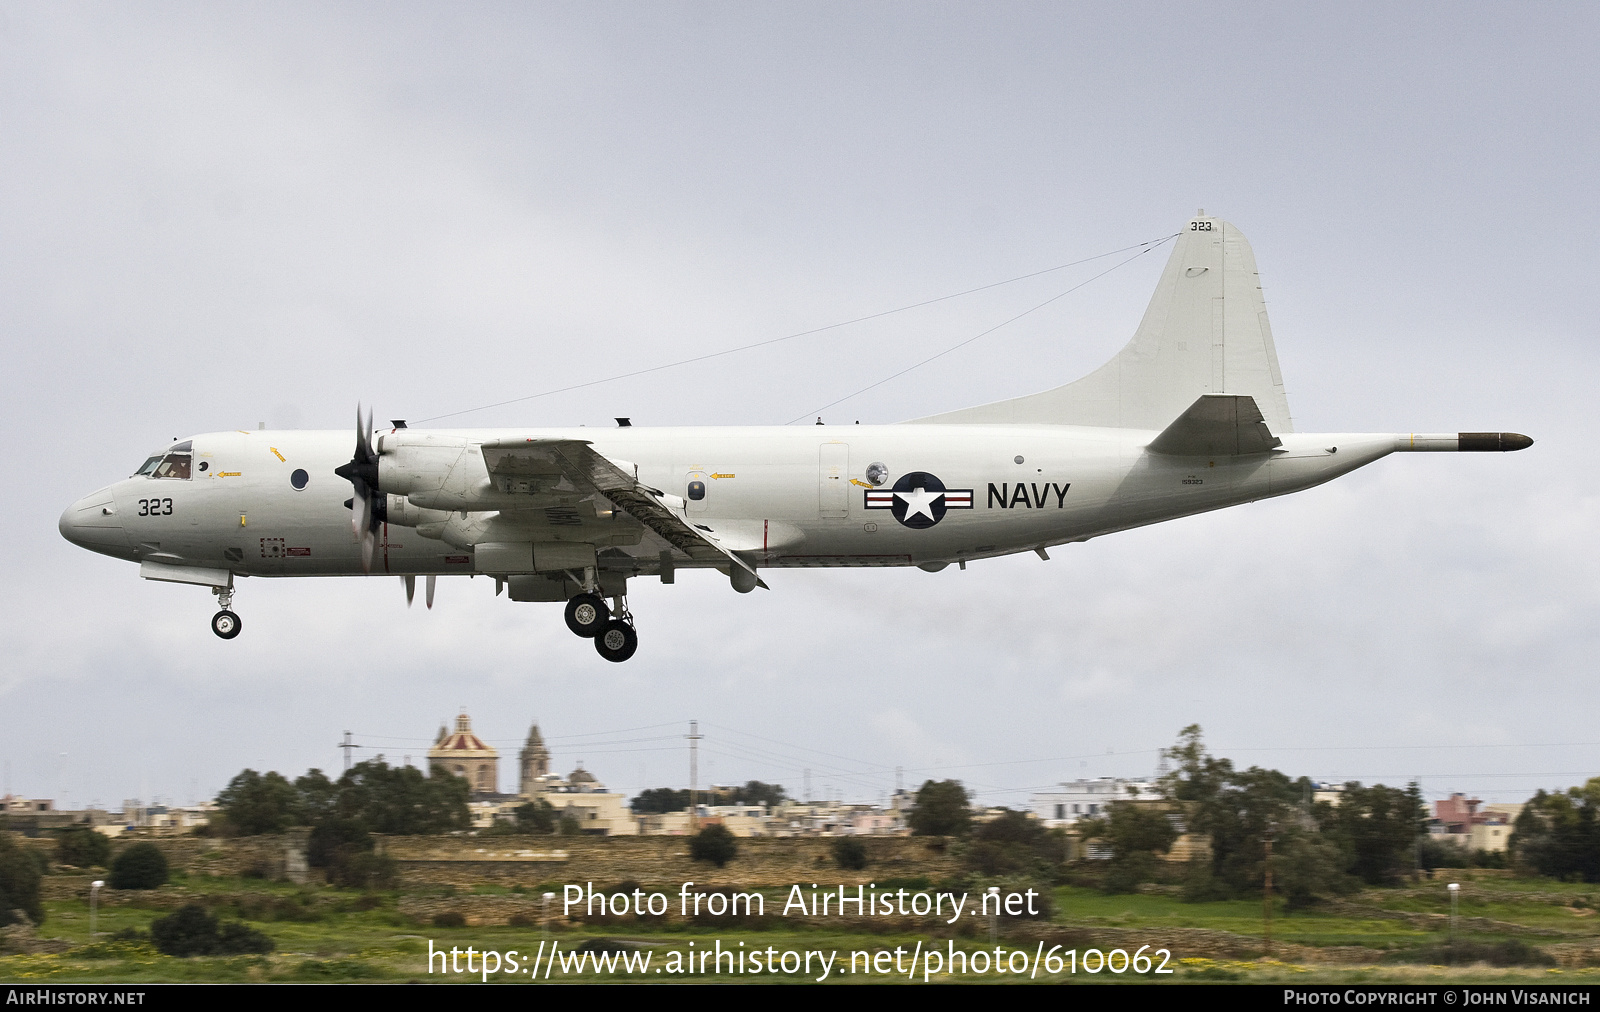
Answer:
[{"left": 210, "top": 586, "right": 242, "bottom": 640}]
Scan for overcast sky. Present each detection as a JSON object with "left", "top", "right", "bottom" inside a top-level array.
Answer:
[{"left": 3, "top": 3, "right": 1596, "bottom": 812}]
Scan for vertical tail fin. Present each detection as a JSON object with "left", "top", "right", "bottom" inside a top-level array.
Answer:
[{"left": 912, "top": 213, "right": 1294, "bottom": 433}]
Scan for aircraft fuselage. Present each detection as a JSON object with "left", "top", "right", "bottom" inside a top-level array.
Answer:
[{"left": 62, "top": 424, "right": 1400, "bottom": 578}]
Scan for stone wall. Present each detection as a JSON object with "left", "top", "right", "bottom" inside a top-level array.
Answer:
[{"left": 377, "top": 835, "right": 962, "bottom": 889}]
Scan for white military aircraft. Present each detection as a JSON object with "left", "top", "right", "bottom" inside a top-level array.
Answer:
[{"left": 60, "top": 213, "right": 1530, "bottom": 662}]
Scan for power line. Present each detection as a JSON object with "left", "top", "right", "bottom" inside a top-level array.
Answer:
[
  {"left": 788, "top": 237, "right": 1175, "bottom": 423},
  {"left": 414, "top": 235, "right": 1177, "bottom": 424}
]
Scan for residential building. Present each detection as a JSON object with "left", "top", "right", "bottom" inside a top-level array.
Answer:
[{"left": 1030, "top": 778, "right": 1157, "bottom": 827}]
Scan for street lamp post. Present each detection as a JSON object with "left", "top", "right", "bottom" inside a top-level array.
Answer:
[
  {"left": 89, "top": 880, "right": 104, "bottom": 939},
  {"left": 987, "top": 886, "right": 1000, "bottom": 944},
  {"left": 1447, "top": 882, "right": 1460, "bottom": 955}
]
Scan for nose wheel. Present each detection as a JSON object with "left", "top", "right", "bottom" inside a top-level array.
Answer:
[
  {"left": 211, "top": 610, "right": 242, "bottom": 639},
  {"left": 211, "top": 586, "right": 242, "bottom": 640}
]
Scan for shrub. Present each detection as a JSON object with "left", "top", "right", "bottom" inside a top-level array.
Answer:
[
  {"left": 110, "top": 843, "right": 169, "bottom": 890},
  {"left": 432, "top": 911, "right": 466, "bottom": 928},
  {"left": 1393, "top": 939, "right": 1554, "bottom": 967},
  {"left": 689, "top": 824, "right": 738, "bottom": 867},
  {"left": 56, "top": 827, "right": 112, "bottom": 870},
  {"left": 0, "top": 834, "right": 44, "bottom": 926},
  {"left": 832, "top": 836, "right": 868, "bottom": 870},
  {"left": 149, "top": 904, "right": 274, "bottom": 956}
]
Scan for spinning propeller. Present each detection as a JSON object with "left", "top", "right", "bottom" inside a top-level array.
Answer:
[
  {"left": 402, "top": 574, "right": 437, "bottom": 609},
  {"left": 333, "top": 405, "right": 386, "bottom": 573}
]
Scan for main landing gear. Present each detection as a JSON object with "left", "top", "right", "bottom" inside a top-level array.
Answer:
[
  {"left": 210, "top": 586, "right": 242, "bottom": 640},
  {"left": 564, "top": 593, "right": 609, "bottom": 637},
  {"left": 563, "top": 591, "right": 638, "bottom": 662}
]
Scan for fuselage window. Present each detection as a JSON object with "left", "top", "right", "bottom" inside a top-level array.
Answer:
[
  {"left": 687, "top": 480, "right": 706, "bottom": 500},
  {"left": 152, "top": 453, "right": 192, "bottom": 480},
  {"left": 135, "top": 455, "right": 163, "bottom": 477}
]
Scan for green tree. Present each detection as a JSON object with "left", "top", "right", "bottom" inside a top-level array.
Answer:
[
  {"left": 340, "top": 760, "right": 469, "bottom": 836},
  {"left": 1161, "top": 726, "right": 1319, "bottom": 899},
  {"left": 0, "top": 833, "right": 44, "bottom": 926},
  {"left": 215, "top": 769, "right": 301, "bottom": 835},
  {"left": 56, "top": 826, "right": 112, "bottom": 869},
  {"left": 513, "top": 799, "right": 556, "bottom": 834},
  {"left": 727, "top": 781, "right": 788, "bottom": 808},
  {"left": 1275, "top": 832, "right": 1356, "bottom": 910},
  {"left": 1511, "top": 779, "right": 1600, "bottom": 882},
  {"left": 1317, "top": 782, "right": 1426, "bottom": 885},
  {"left": 110, "top": 842, "right": 169, "bottom": 890},
  {"left": 966, "top": 809, "right": 1066, "bottom": 877},
  {"left": 293, "top": 769, "right": 339, "bottom": 825},
  {"left": 630, "top": 788, "right": 691, "bottom": 814},
  {"left": 1082, "top": 802, "right": 1179, "bottom": 893},
  {"left": 689, "top": 824, "right": 738, "bottom": 867},
  {"left": 909, "top": 780, "right": 971, "bottom": 837}
]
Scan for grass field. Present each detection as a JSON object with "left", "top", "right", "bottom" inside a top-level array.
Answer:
[{"left": 5, "top": 871, "right": 1599, "bottom": 984}]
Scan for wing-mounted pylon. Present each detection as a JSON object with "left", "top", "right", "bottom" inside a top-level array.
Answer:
[
  {"left": 1147, "top": 394, "right": 1282, "bottom": 456},
  {"left": 480, "top": 438, "right": 769, "bottom": 590}
]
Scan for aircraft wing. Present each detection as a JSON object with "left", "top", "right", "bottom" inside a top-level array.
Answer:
[
  {"left": 1146, "top": 394, "right": 1283, "bottom": 456},
  {"left": 480, "top": 438, "right": 768, "bottom": 588}
]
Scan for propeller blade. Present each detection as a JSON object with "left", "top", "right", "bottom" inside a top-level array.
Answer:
[
  {"left": 403, "top": 575, "right": 415, "bottom": 605},
  {"left": 425, "top": 574, "right": 436, "bottom": 610},
  {"left": 352, "top": 486, "right": 371, "bottom": 541},
  {"left": 335, "top": 403, "right": 385, "bottom": 575}
]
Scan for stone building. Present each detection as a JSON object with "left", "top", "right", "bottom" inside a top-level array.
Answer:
[
  {"left": 518, "top": 724, "right": 552, "bottom": 796},
  {"left": 428, "top": 712, "right": 500, "bottom": 798}
]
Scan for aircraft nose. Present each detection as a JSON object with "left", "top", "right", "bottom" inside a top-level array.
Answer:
[{"left": 60, "top": 489, "right": 132, "bottom": 554}]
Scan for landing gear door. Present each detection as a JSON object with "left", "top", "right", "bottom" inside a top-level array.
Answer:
[{"left": 819, "top": 442, "right": 849, "bottom": 519}]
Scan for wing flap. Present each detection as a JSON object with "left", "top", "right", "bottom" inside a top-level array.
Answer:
[{"left": 480, "top": 438, "right": 767, "bottom": 588}]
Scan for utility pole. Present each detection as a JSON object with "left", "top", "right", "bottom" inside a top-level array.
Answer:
[
  {"left": 687, "top": 721, "right": 702, "bottom": 831},
  {"left": 338, "top": 731, "right": 361, "bottom": 772},
  {"left": 1263, "top": 823, "right": 1276, "bottom": 958}
]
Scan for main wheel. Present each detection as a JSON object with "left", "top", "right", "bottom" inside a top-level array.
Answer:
[
  {"left": 211, "top": 610, "right": 242, "bottom": 640},
  {"left": 593, "top": 619, "right": 638, "bottom": 663},
  {"left": 564, "top": 593, "right": 610, "bottom": 638}
]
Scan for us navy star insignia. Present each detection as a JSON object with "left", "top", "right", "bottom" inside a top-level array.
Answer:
[{"left": 863, "top": 471, "right": 973, "bottom": 529}]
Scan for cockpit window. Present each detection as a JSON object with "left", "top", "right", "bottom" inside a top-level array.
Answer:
[
  {"left": 135, "top": 455, "right": 163, "bottom": 477},
  {"left": 151, "top": 453, "right": 192, "bottom": 480}
]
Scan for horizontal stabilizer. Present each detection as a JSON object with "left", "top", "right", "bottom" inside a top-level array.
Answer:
[{"left": 1147, "top": 394, "right": 1281, "bottom": 456}]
